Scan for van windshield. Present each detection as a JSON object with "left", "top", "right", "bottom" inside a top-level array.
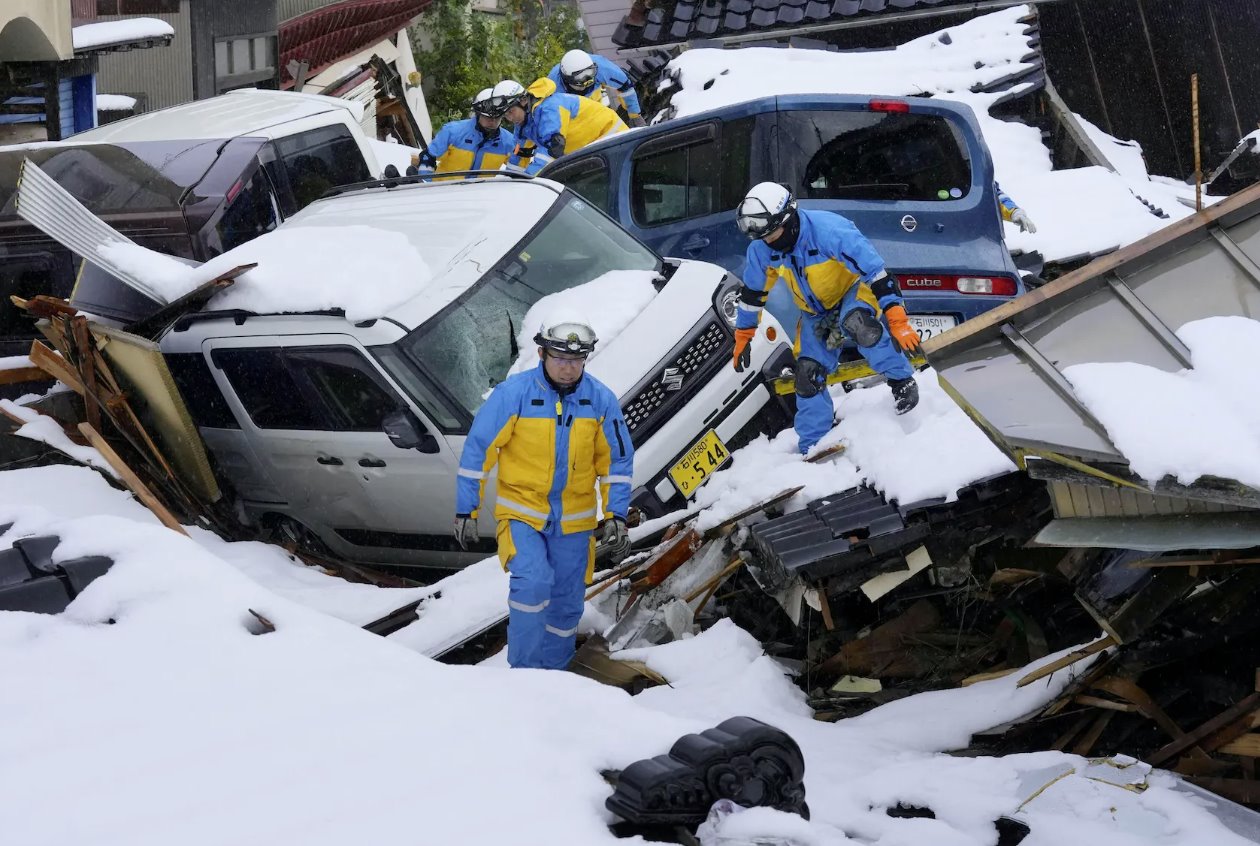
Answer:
[
  {"left": 777, "top": 109, "right": 972, "bottom": 202},
  {"left": 398, "top": 195, "right": 661, "bottom": 418}
]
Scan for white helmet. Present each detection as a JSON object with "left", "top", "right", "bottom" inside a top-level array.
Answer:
[
  {"left": 471, "top": 87, "right": 496, "bottom": 117},
  {"left": 535, "top": 311, "right": 598, "bottom": 356},
  {"left": 559, "top": 49, "right": 598, "bottom": 92},
  {"left": 488, "top": 79, "right": 527, "bottom": 115},
  {"left": 736, "top": 182, "right": 797, "bottom": 240}
]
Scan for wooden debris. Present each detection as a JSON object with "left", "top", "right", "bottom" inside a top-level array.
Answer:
[
  {"left": 1016, "top": 635, "right": 1115, "bottom": 688},
  {"left": 28, "top": 341, "right": 84, "bottom": 394},
  {"left": 0, "top": 365, "right": 48, "bottom": 386},
  {"left": 814, "top": 600, "right": 942, "bottom": 680},
  {"left": 1149, "top": 692, "right": 1260, "bottom": 767},
  {"left": 76, "top": 422, "right": 187, "bottom": 535}
]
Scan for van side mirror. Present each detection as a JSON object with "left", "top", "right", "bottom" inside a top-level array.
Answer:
[{"left": 383, "top": 409, "right": 439, "bottom": 454}]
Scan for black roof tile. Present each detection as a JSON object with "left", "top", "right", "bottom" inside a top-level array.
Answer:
[{"left": 613, "top": 0, "right": 1014, "bottom": 48}]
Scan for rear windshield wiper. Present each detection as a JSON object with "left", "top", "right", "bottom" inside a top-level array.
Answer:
[{"left": 823, "top": 182, "right": 911, "bottom": 199}]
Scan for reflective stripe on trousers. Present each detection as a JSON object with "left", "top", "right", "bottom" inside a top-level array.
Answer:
[{"left": 501, "top": 519, "right": 592, "bottom": 670}]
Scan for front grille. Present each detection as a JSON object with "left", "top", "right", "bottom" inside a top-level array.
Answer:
[{"left": 621, "top": 319, "right": 731, "bottom": 446}]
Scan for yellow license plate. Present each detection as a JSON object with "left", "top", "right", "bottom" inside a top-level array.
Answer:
[{"left": 668, "top": 430, "right": 731, "bottom": 498}]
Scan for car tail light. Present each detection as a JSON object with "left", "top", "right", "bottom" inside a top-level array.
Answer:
[
  {"left": 869, "top": 98, "right": 910, "bottom": 113},
  {"left": 226, "top": 179, "right": 244, "bottom": 202},
  {"left": 898, "top": 274, "right": 1018, "bottom": 296}
]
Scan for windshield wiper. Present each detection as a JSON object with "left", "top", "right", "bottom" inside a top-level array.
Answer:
[{"left": 506, "top": 310, "right": 519, "bottom": 360}]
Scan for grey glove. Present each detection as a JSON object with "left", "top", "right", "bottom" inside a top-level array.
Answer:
[
  {"left": 812, "top": 311, "right": 845, "bottom": 350},
  {"left": 629, "top": 115, "right": 647, "bottom": 128},
  {"left": 600, "top": 517, "right": 631, "bottom": 564},
  {"left": 1010, "top": 208, "right": 1037, "bottom": 234},
  {"left": 453, "top": 514, "right": 479, "bottom": 550}
]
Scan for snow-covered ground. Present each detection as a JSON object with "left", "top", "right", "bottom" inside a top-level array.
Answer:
[
  {"left": 661, "top": 4, "right": 1204, "bottom": 265},
  {"left": 4, "top": 471, "right": 1254, "bottom": 846}
]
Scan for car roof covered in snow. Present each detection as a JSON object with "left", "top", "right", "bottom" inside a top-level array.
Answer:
[
  {"left": 69, "top": 89, "right": 363, "bottom": 144},
  {"left": 189, "top": 176, "right": 566, "bottom": 329}
]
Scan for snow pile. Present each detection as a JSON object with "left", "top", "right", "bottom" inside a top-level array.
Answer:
[
  {"left": 1065, "top": 316, "right": 1260, "bottom": 488},
  {"left": 99, "top": 226, "right": 434, "bottom": 321},
  {"left": 0, "top": 401, "right": 117, "bottom": 478},
  {"left": 1, "top": 466, "right": 1255, "bottom": 845},
  {"left": 72, "top": 18, "right": 174, "bottom": 50},
  {"left": 636, "top": 369, "right": 1015, "bottom": 538},
  {"left": 661, "top": 5, "right": 1200, "bottom": 264},
  {"left": 95, "top": 94, "right": 137, "bottom": 112},
  {"left": 506, "top": 269, "right": 660, "bottom": 377}
]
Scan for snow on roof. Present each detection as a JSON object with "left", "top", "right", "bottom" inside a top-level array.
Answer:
[
  {"left": 661, "top": 4, "right": 1203, "bottom": 265},
  {"left": 95, "top": 94, "right": 137, "bottom": 112},
  {"left": 72, "top": 18, "right": 174, "bottom": 51},
  {"left": 1, "top": 465, "right": 1250, "bottom": 844},
  {"left": 70, "top": 89, "right": 360, "bottom": 144},
  {"left": 95, "top": 178, "right": 562, "bottom": 323},
  {"left": 1064, "top": 316, "right": 1260, "bottom": 490}
]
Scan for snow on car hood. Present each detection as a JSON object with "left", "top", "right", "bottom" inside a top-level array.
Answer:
[{"left": 505, "top": 260, "right": 728, "bottom": 398}]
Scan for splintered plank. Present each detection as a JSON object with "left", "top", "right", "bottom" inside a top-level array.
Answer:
[
  {"left": 0, "top": 365, "right": 48, "bottom": 386},
  {"left": 1016, "top": 635, "right": 1116, "bottom": 688},
  {"left": 71, "top": 317, "right": 102, "bottom": 432},
  {"left": 28, "top": 341, "right": 84, "bottom": 394},
  {"left": 77, "top": 422, "right": 187, "bottom": 536},
  {"left": 627, "top": 527, "right": 702, "bottom": 596},
  {"left": 1148, "top": 692, "right": 1260, "bottom": 767}
]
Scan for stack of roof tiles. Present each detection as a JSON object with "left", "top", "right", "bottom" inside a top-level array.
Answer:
[{"left": 613, "top": 0, "right": 998, "bottom": 49}]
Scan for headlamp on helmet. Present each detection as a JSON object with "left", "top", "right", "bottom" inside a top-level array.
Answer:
[{"left": 535, "top": 319, "right": 598, "bottom": 357}]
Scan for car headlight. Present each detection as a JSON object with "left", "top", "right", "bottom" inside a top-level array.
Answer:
[{"left": 713, "top": 274, "right": 740, "bottom": 329}]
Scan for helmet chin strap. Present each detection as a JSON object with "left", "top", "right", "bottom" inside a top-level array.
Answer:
[{"left": 765, "top": 212, "right": 801, "bottom": 252}]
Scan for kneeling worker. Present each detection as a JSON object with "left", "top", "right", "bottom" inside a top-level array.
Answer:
[
  {"left": 453, "top": 315, "right": 634, "bottom": 670},
  {"left": 417, "top": 88, "right": 515, "bottom": 178},
  {"left": 732, "top": 182, "right": 922, "bottom": 454}
]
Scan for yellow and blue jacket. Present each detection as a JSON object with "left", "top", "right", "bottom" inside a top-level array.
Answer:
[
  {"left": 996, "top": 183, "right": 1024, "bottom": 223},
  {"left": 427, "top": 117, "right": 515, "bottom": 176},
  {"left": 547, "top": 54, "right": 643, "bottom": 121},
  {"left": 456, "top": 364, "right": 633, "bottom": 534},
  {"left": 514, "top": 78, "right": 627, "bottom": 163},
  {"left": 736, "top": 209, "right": 901, "bottom": 331}
]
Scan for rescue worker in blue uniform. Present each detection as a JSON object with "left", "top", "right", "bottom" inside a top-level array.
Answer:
[
  {"left": 733, "top": 183, "right": 922, "bottom": 454},
  {"left": 489, "top": 78, "right": 627, "bottom": 175},
  {"left": 996, "top": 184, "right": 1037, "bottom": 233},
  {"left": 548, "top": 49, "right": 646, "bottom": 127},
  {"left": 417, "top": 88, "right": 516, "bottom": 178},
  {"left": 454, "top": 315, "right": 634, "bottom": 670}
]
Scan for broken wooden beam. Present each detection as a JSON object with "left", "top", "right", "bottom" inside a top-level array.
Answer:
[
  {"left": 1148, "top": 692, "right": 1260, "bottom": 767},
  {"left": 1016, "top": 635, "right": 1116, "bottom": 688},
  {"left": 76, "top": 422, "right": 187, "bottom": 536}
]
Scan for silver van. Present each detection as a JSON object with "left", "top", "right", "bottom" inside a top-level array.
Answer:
[{"left": 146, "top": 175, "right": 789, "bottom": 568}]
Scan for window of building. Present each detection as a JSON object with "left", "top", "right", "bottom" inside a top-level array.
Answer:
[
  {"left": 96, "top": 0, "right": 180, "bottom": 14},
  {"left": 214, "top": 34, "right": 277, "bottom": 93},
  {"left": 631, "top": 133, "right": 720, "bottom": 226}
]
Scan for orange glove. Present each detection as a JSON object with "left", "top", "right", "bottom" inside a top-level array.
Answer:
[
  {"left": 883, "top": 305, "right": 922, "bottom": 355},
  {"left": 733, "top": 327, "right": 755, "bottom": 372}
]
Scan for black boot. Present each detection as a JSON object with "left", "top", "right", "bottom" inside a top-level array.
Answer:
[{"left": 889, "top": 376, "right": 919, "bottom": 415}]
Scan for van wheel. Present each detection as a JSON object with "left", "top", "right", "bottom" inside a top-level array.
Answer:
[{"left": 265, "top": 515, "right": 331, "bottom": 557}]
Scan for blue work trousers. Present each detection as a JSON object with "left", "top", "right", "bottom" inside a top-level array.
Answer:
[
  {"left": 794, "top": 286, "right": 912, "bottom": 453},
  {"left": 498, "top": 519, "right": 593, "bottom": 669}
]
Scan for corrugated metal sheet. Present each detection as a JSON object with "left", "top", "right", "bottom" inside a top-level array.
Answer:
[
  {"left": 94, "top": 3, "right": 193, "bottom": 111},
  {"left": 14, "top": 159, "right": 169, "bottom": 305},
  {"left": 926, "top": 180, "right": 1260, "bottom": 494}
]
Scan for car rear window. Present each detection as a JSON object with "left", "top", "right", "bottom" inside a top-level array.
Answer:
[
  {"left": 0, "top": 140, "right": 225, "bottom": 216},
  {"left": 777, "top": 109, "right": 972, "bottom": 202}
]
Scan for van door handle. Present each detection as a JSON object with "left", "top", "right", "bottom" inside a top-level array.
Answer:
[
  {"left": 681, "top": 234, "right": 710, "bottom": 251},
  {"left": 316, "top": 456, "right": 343, "bottom": 466},
  {"left": 358, "top": 458, "right": 387, "bottom": 468}
]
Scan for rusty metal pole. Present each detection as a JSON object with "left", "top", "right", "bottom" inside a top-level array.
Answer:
[{"left": 1193, "top": 73, "right": 1202, "bottom": 212}]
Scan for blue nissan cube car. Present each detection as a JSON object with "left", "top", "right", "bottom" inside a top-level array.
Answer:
[{"left": 539, "top": 93, "right": 1024, "bottom": 342}]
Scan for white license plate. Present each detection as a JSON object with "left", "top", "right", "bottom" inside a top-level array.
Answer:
[{"left": 908, "top": 314, "right": 958, "bottom": 340}]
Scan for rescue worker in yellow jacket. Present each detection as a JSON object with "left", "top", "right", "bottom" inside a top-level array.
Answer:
[
  {"left": 417, "top": 88, "right": 516, "bottom": 178},
  {"left": 488, "top": 78, "right": 627, "bottom": 174},
  {"left": 454, "top": 314, "right": 634, "bottom": 670}
]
